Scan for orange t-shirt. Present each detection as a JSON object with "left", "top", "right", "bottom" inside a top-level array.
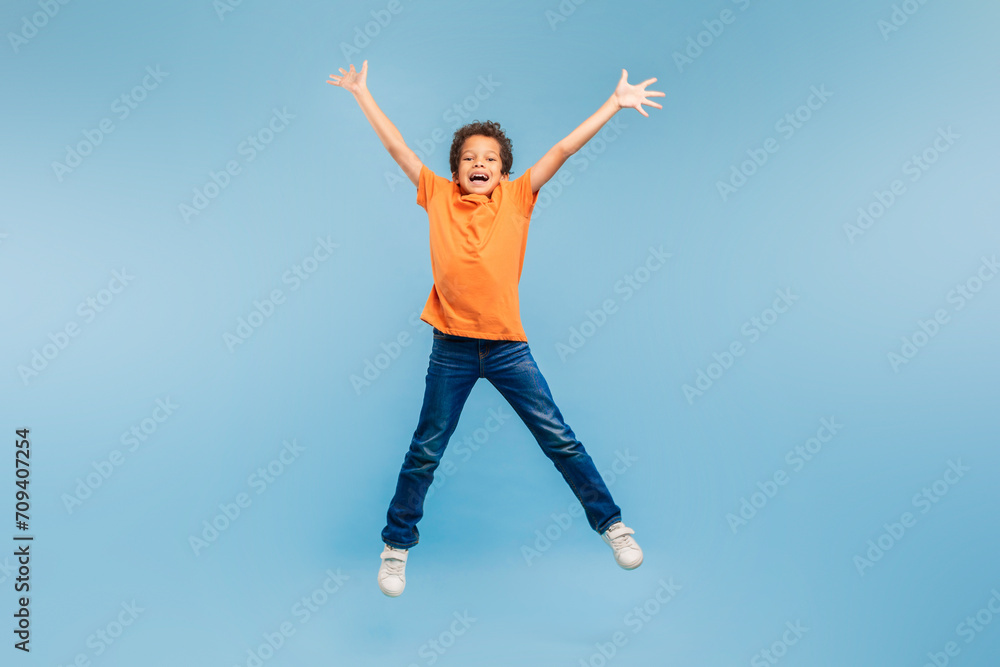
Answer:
[{"left": 416, "top": 164, "right": 539, "bottom": 342}]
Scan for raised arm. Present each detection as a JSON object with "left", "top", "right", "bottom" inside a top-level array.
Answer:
[
  {"left": 529, "top": 69, "right": 664, "bottom": 194},
  {"left": 327, "top": 60, "right": 423, "bottom": 187}
]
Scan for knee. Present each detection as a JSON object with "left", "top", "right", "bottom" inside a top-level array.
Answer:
[
  {"left": 541, "top": 434, "right": 583, "bottom": 458},
  {"left": 407, "top": 442, "right": 439, "bottom": 465},
  {"left": 537, "top": 420, "right": 577, "bottom": 446}
]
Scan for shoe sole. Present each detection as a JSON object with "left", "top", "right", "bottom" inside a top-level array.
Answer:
[
  {"left": 378, "top": 573, "right": 405, "bottom": 597},
  {"left": 618, "top": 553, "right": 643, "bottom": 570},
  {"left": 378, "top": 579, "right": 404, "bottom": 597},
  {"left": 603, "top": 533, "right": 644, "bottom": 570}
]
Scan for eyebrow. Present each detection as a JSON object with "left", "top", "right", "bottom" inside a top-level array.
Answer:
[{"left": 462, "top": 149, "right": 498, "bottom": 156}]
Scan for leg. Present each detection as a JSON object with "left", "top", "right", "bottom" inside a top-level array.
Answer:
[
  {"left": 381, "top": 329, "right": 480, "bottom": 549},
  {"left": 482, "top": 339, "right": 622, "bottom": 534}
]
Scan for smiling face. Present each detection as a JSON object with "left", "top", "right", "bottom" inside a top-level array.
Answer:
[{"left": 452, "top": 135, "right": 508, "bottom": 196}]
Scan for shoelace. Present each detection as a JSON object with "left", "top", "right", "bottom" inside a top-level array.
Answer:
[
  {"left": 382, "top": 549, "right": 407, "bottom": 576},
  {"left": 610, "top": 534, "right": 634, "bottom": 550},
  {"left": 607, "top": 527, "right": 636, "bottom": 550}
]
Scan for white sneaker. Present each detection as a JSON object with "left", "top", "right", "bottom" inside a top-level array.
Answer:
[
  {"left": 378, "top": 544, "right": 408, "bottom": 596},
  {"left": 601, "top": 522, "right": 643, "bottom": 569}
]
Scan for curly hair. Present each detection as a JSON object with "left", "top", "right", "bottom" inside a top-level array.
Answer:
[{"left": 449, "top": 120, "right": 514, "bottom": 177}]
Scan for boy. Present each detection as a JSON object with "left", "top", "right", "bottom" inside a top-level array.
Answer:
[{"left": 327, "top": 61, "right": 664, "bottom": 597}]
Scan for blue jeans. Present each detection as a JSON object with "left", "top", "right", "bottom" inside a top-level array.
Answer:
[{"left": 381, "top": 327, "right": 622, "bottom": 549}]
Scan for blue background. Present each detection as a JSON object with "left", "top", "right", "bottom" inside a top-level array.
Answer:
[{"left": 2, "top": 0, "right": 999, "bottom": 665}]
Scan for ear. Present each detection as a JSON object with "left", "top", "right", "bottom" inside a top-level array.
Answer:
[{"left": 500, "top": 173, "right": 509, "bottom": 181}]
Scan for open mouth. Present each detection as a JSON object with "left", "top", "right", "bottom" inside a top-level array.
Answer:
[{"left": 469, "top": 172, "right": 489, "bottom": 184}]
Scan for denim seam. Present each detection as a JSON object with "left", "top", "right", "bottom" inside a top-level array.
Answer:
[
  {"left": 549, "top": 437, "right": 620, "bottom": 534},
  {"left": 597, "top": 515, "right": 623, "bottom": 534},
  {"left": 384, "top": 538, "right": 418, "bottom": 549},
  {"left": 550, "top": 454, "right": 603, "bottom": 532}
]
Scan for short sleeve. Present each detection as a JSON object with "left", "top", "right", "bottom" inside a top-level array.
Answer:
[
  {"left": 416, "top": 164, "right": 434, "bottom": 210},
  {"left": 512, "top": 167, "right": 540, "bottom": 217}
]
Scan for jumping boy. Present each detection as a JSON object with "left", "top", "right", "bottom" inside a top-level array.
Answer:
[{"left": 327, "top": 60, "right": 664, "bottom": 597}]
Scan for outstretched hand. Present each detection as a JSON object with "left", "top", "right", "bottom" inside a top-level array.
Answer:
[
  {"left": 613, "top": 69, "right": 665, "bottom": 117},
  {"left": 327, "top": 60, "right": 367, "bottom": 94}
]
